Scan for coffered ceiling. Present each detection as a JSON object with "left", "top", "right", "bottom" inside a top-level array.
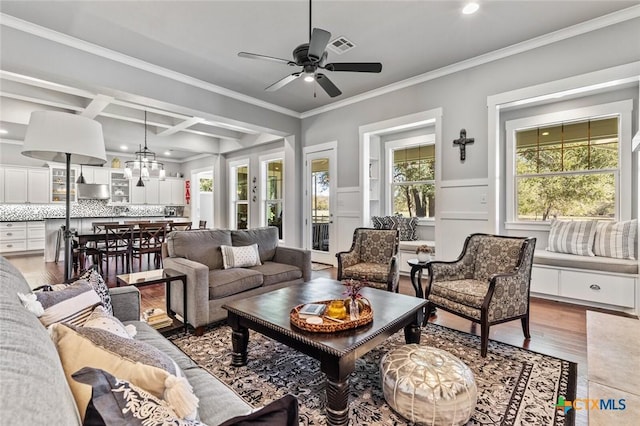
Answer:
[{"left": 1, "top": 1, "right": 638, "bottom": 162}]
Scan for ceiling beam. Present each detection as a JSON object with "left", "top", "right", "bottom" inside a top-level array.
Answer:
[
  {"left": 157, "top": 117, "right": 205, "bottom": 136},
  {"left": 80, "top": 94, "right": 114, "bottom": 119}
]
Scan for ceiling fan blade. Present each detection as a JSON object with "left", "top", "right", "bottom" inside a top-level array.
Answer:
[
  {"left": 316, "top": 73, "right": 342, "bottom": 97},
  {"left": 308, "top": 28, "right": 331, "bottom": 62},
  {"left": 265, "top": 73, "right": 302, "bottom": 91},
  {"left": 324, "top": 62, "right": 383, "bottom": 73},
  {"left": 238, "top": 52, "right": 295, "bottom": 66}
]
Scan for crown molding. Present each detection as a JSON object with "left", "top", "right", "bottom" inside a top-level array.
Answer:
[
  {"left": 300, "top": 4, "right": 640, "bottom": 118},
  {"left": 2, "top": 5, "right": 639, "bottom": 120},
  {"left": 0, "top": 13, "right": 301, "bottom": 119}
]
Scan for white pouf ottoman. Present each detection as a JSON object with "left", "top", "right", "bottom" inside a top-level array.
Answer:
[{"left": 380, "top": 344, "right": 477, "bottom": 425}]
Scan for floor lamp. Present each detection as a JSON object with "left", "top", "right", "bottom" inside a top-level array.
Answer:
[{"left": 22, "top": 111, "right": 106, "bottom": 282}]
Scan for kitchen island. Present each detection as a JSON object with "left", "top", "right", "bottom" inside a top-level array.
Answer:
[{"left": 44, "top": 215, "right": 169, "bottom": 262}]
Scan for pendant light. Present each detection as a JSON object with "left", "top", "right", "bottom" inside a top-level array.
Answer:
[
  {"left": 76, "top": 164, "right": 86, "bottom": 184},
  {"left": 124, "top": 111, "right": 165, "bottom": 187}
]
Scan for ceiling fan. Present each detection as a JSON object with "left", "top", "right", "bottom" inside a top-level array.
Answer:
[{"left": 237, "top": 0, "right": 382, "bottom": 98}]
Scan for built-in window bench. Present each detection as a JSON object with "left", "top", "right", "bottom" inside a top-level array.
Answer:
[
  {"left": 397, "top": 240, "right": 435, "bottom": 275},
  {"left": 531, "top": 250, "right": 639, "bottom": 316}
]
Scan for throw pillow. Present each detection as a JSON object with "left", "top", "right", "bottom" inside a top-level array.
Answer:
[
  {"left": 51, "top": 323, "right": 198, "bottom": 421},
  {"left": 547, "top": 219, "right": 597, "bottom": 256},
  {"left": 390, "top": 216, "right": 418, "bottom": 241},
  {"left": 371, "top": 216, "right": 396, "bottom": 230},
  {"left": 219, "top": 394, "right": 299, "bottom": 426},
  {"left": 35, "top": 281, "right": 102, "bottom": 328},
  {"left": 221, "top": 244, "right": 262, "bottom": 269},
  {"left": 593, "top": 219, "right": 638, "bottom": 260},
  {"left": 72, "top": 367, "right": 206, "bottom": 426},
  {"left": 83, "top": 305, "right": 136, "bottom": 339},
  {"left": 77, "top": 269, "right": 113, "bottom": 315}
]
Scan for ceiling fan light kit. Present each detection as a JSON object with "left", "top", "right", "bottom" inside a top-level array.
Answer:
[{"left": 238, "top": 0, "right": 382, "bottom": 98}]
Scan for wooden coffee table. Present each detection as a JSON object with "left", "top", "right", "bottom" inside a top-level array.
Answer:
[{"left": 222, "top": 278, "right": 427, "bottom": 426}]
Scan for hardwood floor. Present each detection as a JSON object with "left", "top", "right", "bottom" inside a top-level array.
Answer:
[{"left": 9, "top": 253, "right": 631, "bottom": 426}]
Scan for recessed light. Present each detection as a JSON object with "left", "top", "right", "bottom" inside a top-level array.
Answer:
[
  {"left": 462, "top": 2, "right": 479, "bottom": 15},
  {"left": 164, "top": 151, "right": 171, "bottom": 156},
  {"left": 120, "top": 145, "right": 128, "bottom": 150},
  {"left": 542, "top": 132, "right": 550, "bottom": 136},
  {"left": 0, "top": 129, "right": 8, "bottom": 135}
]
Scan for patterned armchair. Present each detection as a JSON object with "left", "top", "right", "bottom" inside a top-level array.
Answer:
[
  {"left": 336, "top": 228, "right": 400, "bottom": 292},
  {"left": 425, "top": 233, "right": 536, "bottom": 357}
]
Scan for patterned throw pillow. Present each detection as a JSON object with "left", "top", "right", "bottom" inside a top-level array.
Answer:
[
  {"left": 51, "top": 323, "right": 199, "bottom": 421},
  {"left": 34, "top": 281, "right": 102, "bottom": 327},
  {"left": 371, "top": 216, "right": 396, "bottom": 230},
  {"left": 84, "top": 305, "right": 136, "bottom": 339},
  {"left": 593, "top": 219, "right": 638, "bottom": 260},
  {"left": 221, "top": 244, "right": 262, "bottom": 269},
  {"left": 390, "top": 216, "right": 418, "bottom": 241},
  {"left": 547, "top": 220, "right": 597, "bottom": 256},
  {"left": 77, "top": 269, "right": 113, "bottom": 315},
  {"left": 73, "top": 367, "right": 206, "bottom": 426}
]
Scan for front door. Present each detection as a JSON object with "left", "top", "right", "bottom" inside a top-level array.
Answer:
[{"left": 304, "top": 144, "right": 336, "bottom": 265}]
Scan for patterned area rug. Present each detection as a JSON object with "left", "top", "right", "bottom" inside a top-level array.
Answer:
[
  {"left": 169, "top": 323, "right": 576, "bottom": 425},
  {"left": 311, "top": 262, "right": 333, "bottom": 271}
]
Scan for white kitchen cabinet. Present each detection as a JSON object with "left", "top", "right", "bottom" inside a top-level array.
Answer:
[
  {"left": 0, "top": 167, "right": 4, "bottom": 202},
  {"left": 110, "top": 170, "right": 130, "bottom": 204},
  {"left": 158, "top": 178, "right": 185, "bottom": 205},
  {"left": 27, "top": 168, "right": 49, "bottom": 203},
  {"left": 81, "top": 166, "right": 110, "bottom": 185},
  {"left": 145, "top": 178, "right": 159, "bottom": 204},
  {"left": 171, "top": 179, "right": 185, "bottom": 205},
  {"left": 130, "top": 178, "right": 160, "bottom": 204},
  {"left": 1, "top": 166, "right": 49, "bottom": 204},
  {"left": 158, "top": 180, "right": 172, "bottom": 205},
  {"left": 0, "top": 221, "right": 44, "bottom": 253},
  {"left": 4, "top": 167, "right": 28, "bottom": 203},
  {"left": 50, "top": 164, "right": 78, "bottom": 203},
  {"left": 26, "top": 221, "right": 45, "bottom": 250}
]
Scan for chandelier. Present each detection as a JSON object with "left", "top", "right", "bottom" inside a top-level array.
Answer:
[{"left": 124, "top": 111, "right": 165, "bottom": 186}]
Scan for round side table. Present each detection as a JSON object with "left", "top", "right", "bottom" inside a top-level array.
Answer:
[{"left": 407, "top": 258, "right": 435, "bottom": 326}]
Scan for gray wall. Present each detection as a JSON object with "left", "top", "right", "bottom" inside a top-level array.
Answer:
[{"left": 301, "top": 18, "right": 640, "bottom": 188}]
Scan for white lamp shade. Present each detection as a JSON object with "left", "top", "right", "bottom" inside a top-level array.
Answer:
[{"left": 22, "top": 111, "right": 106, "bottom": 165}]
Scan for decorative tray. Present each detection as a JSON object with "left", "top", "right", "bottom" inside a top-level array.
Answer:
[{"left": 290, "top": 299, "right": 373, "bottom": 333}]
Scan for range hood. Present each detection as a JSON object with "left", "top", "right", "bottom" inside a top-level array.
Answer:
[{"left": 77, "top": 183, "right": 110, "bottom": 200}]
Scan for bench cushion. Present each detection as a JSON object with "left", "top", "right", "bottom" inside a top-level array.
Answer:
[
  {"left": 398, "top": 240, "right": 435, "bottom": 252},
  {"left": 534, "top": 250, "right": 638, "bottom": 274}
]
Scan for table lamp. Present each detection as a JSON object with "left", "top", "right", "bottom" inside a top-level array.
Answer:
[{"left": 22, "top": 111, "right": 107, "bottom": 281}]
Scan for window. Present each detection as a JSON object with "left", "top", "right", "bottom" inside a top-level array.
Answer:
[
  {"left": 229, "top": 160, "right": 249, "bottom": 230},
  {"left": 386, "top": 135, "right": 436, "bottom": 218},
  {"left": 506, "top": 100, "right": 632, "bottom": 224},
  {"left": 262, "top": 157, "right": 284, "bottom": 239}
]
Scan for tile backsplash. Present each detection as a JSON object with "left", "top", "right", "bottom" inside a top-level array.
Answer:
[{"left": 0, "top": 200, "right": 165, "bottom": 221}]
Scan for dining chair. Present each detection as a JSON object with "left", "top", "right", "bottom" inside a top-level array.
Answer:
[
  {"left": 169, "top": 221, "right": 192, "bottom": 232},
  {"left": 98, "top": 223, "right": 134, "bottom": 277},
  {"left": 131, "top": 222, "right": 168, "bottom": 270},
  {"left": 198, "top": 220, "right": 207, "bottom": 229}
]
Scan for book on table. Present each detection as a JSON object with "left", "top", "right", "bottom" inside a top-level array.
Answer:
[
  {"left": 298, "top": 303, "right": 327, "bottom": 318},
  {"left": 143, "top": 308, "right": 173, "bottom": 328}
]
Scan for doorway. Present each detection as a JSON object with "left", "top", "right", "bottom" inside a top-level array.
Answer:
[
  {"left": 191, "top": 169, "right": 214, "bottom": 229},
  {"left": 304, "top": 143, "right": 337, "bottom": 265}
]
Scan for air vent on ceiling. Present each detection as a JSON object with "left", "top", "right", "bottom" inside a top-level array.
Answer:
[{"left": 327, "top": 36, "right": 356, "bottom": 55}]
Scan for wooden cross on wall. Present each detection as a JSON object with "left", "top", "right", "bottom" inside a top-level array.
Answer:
[{"left": 453, "top": 128, "right": 474, "bottom": 161}]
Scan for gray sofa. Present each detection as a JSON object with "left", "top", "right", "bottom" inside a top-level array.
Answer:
[
  {"left": 162, "top": 227, "right": 311, "bottom": 333},
  {"left": 0, "top": 256, "right": 255, "bottom": 425}
]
